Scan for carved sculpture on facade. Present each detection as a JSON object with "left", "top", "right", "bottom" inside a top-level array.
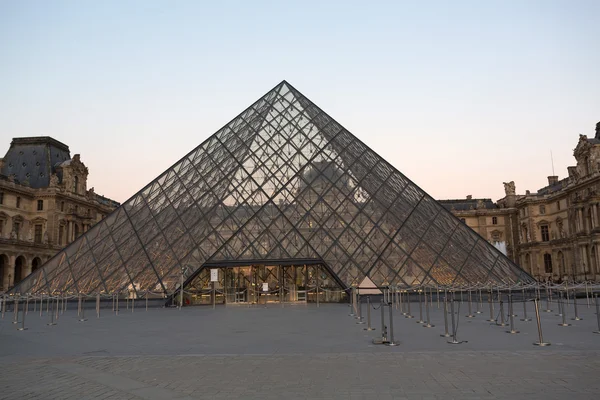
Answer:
[
  {"left": 503, "top": 181, "right": 516, "bottom": 196},
  {"left": 49, "top": 173, "right": 59, "bottom": 187}
]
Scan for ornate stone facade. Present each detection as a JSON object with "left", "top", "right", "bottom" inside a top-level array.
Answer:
[
  {"left": 0, "top": 137, "right": 119, "bottom": 291},
  {"left": 442, "top": 122, "right": 600, "bottom": 282}
]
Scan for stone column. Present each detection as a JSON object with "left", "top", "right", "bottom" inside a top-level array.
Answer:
[
  {"left": 593, "top": 204, "right": 599, "bottom": 229},
  {"left": 7, "top": 255, "right": 15, "bottom": 289},
  {"left": 579, "top": 208, "right": 585, "bottom": 233}
]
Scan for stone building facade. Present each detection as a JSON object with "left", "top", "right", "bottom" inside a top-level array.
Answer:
[
  {"left": 441, "top": 122, "right": 600, "bottom": 282},
  {"left": 0, "top": 137, "right": 119, "bottom": 291}
]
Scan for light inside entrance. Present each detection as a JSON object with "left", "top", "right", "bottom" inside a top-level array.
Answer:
[{"left": 186, "top": 263, "right": 346, "bottom": 305}]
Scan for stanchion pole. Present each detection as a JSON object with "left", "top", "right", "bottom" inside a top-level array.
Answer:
[
  {"left": 77, "top": 293, "right": 82, "bottom": 317},
  {"left": 386, "top": 302, "right": 398, "bottom": 346},
  {"left": 585, "top": 281, "right": 590, "bottom": 308},
  {"left": 533, "top": 298, "right": 550, "bottom": 346},
  {"left": 364, "top": 296, "right": 375, "bottom": 331},
  {"left": 17, "top": 298, "right": 27, "bottom": 331},
  {"left": 423, "top": 290, "right": 434, "bottom": 328},
  {"left": 405, "top": 290, "right": 413, "bottom": 318},
  {"left": 132, "top": 294, "right": 135, "bottom": 313},
  {"left": 349, "top": 287, "right": 355, "bottom": 317},
  {"left": 372, "top": 298, "right": 388, "bottom": 344},
  {"left": 356, "top": 294, "right": 364, "bottom": 324},
  {"left": 79, "top": 295, "right": 87, "bottom": 322},
  {"left": 40, "top": 294, "right": 44, "bottom": 317},
  {"left": 416, "top": 290, "right": 425, "bottom": 324},
  {"left": 466, "top": 290, "right": 474, "bottom": 318},
  {"left": 440, "top": 296, "right": 450, "bottom": 337},
  {"left": 0, "top": 294, "right": 5, "bottom": 320},
  {"left": 555, "top": 289, "right": 563, "bottom": 316},
  {"left": 126, "top": 295, "right": 129, "bottom": 310},
  {"left": 112, "top": 293, "right": 115, "bottom": 312},
  {"left": 116, "top": 293, "right": 119, "bottom": 315},
  {"left": 572, "top": 291, "right": 582, "bottom": 321},
  {"left": 497, "top": 297, "right": 508, "bottom": 326},
  {"left": 146, "top": 291, "right": 148, "bottom": 311},
  {"left": 316, "top": 278, "right": 320, "bottom": 309},
  {"left": 509, "top": 287, "right": 517, "bottom": 317},
  {"left": 399, "top": 290, "right": 405, "bottom": 315},
  {"left": 25, "top": 294, "right": 29, "bottom": 315},
  {"left": 506, "top": 294, "right": 519, "bottom": 334},
  {"left": 476, "top": 287, "right": 483, "bottom": 314},
  {"left": 47, "top": 296, "right": 56, "bottom": 326},
  {"left": 544, "top": 285, "right": 552, "bottom": 312},
  {"left": 558, "top": 293, "right": 571, "bottom": 327},
  {"left": 54, "top": 296, "right": 59, "bottom": 321},
  {"left": 565, "top": 282, "right": 570, "bottom": 306},
  {"left": 447, "top": 296, "right": 464, "bottom": 344},
  {"left": 12, "top": 297, "right": 19, "bottom": 324},
  {"left": 487, "top": 290, "right": 496, "bottom": 322},
  {"left": 437, "top": 285, "right": 440, "bottom": 309},
  {"left": 521, "top": 288, "right": 531, "bottom": 321},
  {"left": 96, "top": 293, "right": 100, "bottom": 318},
  {"left": 593, "top": 294, "right": 600, "bottom": 334}
]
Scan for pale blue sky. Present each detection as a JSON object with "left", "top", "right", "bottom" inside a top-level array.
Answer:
[{"left": 1, "top": 0, "right": 599, "bottom": 203}]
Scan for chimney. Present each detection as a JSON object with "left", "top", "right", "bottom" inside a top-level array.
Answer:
[
  {"left": 548, "top": 176, "right": 558, "bottom": 185},
  {"left": 466, "top": 195, "right": 472, "bottom": 200},
  {"left": 596, "top": 121, "right": 600, "bottom": 139}
]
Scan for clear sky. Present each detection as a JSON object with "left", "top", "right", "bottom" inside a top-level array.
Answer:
[{"left": 1, "top": 0, "right": 599, "bottom": 204}]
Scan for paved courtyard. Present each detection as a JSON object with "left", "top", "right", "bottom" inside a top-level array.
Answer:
[{"left": 1, "top": 297, "right": 599, "bottom": 399}]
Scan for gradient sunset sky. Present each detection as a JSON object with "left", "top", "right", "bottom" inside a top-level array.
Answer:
[{"left": 1, "top": 0, "right": 599, "bottom": 203}]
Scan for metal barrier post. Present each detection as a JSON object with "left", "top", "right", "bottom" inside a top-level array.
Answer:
[
  {"left": 17, "top": 298, "right": 27, "bottom": 331},
  {"left": 132, "top": 295, "right": 135, "bottom": 313},
  {"left": 423, "top": 290, "right": 434, "bottom": 328},
  {"left": 593, "top": 294, "right": 600, "bottom": 334},
  {"left": 47, "top": 297, "right": 56, "bottom": 326},
  {"left": 372, "top": 298, "right": 388, "bottom": 344},
  {"left": 572, "top": 291, "right": 582, "bottom": 321},
  {"left": 12, "top": 297, "right": 19, "bottom": 324},
  {"left": 40, "top": 294, "right": 44, "bottom": 317},
  {"left": 497, "top": 297, "right": 508, "bottom": 326},
  {"left": 77, "top": 293, "right": 82, "bottom": 317},
  {"left": 25, "top": 294, "right": 29, "bottom": 315},
  {"left": 544, "top": 286, "right": 552, "bottom": 312},
  {"left": 146, "top": 291, "right": 148, "bottom": 311},
  {"left": 487, "top": 290, "right": 496, "bottom": 322},
  {"left": 556, "top": 290, "right": 563, "bottom": 316},
  {"left": 416, "top": 290, "right": 425, "bottom": 323},
  {"left": 558, "top": 294, "right": 571, "bottom": 327},
  {"left": 356, "top": 294, "right": 364, "bottom": 324},
  {"left": 437, "top": 285, "right": 440, "bottom": 309},
  {"left": 386, "top": 302, "right": 399, "bottom": 346},
  {"left": 79, "top": 296, "right": 87, "bottom": 322},
  {"left": 506, "top": 294, "right": 519, "bottom": 334},
  {"left": 521, "top": 288, "right": 531, "bottom": 321},
  {"left": 585, "top": 281, "right": 590, "bottom": 308},
  {"left": 1, "top": 294, "right": 5, "bottom": 320},
  {"left": 476, "top": 288, "right": 483, "bottom": 314},
  {"left": 466, "top": 290, "right": 474, "bottom": 318},
  {"left": 533, "top": 298, "right": 550, "bottom": 346},
  {"left": 399, "top": 290, "right": 405, "bottom": 315},
  {"left": 364, "top": 296, "right": 375, "bottom": 331},
  {"left": 447, "top": 296, "right": 464, "bottom": 344},
  {"left": 55, "top": 296, "right": 59, "bottom": 321},
  {"left": 440, "top": 296, "right": 450, "bottom": 337},
  {"left": 96, "top": 293, "right": 100, "bottom": 318},
  {"left": 349, "top": 287, "right": 355, "bottom": 317},
  {"left": 116, "top": 293, "right": 119, "bottom": 315},
  {"left": 405, "top": 291, "right": 413, "bottom": 318}
]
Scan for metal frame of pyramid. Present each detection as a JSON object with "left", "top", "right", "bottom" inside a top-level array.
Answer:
[{"left": 9, "top": 81, "right": 534, "bottom": 297}]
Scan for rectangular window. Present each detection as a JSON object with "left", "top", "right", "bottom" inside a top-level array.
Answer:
[
  {"left": 539, "top": 205, "right": 546, "bottom": 215},
  {"left": 544, "top": 254, "right": 553, "bottom": 274},
  {"left": 0, "top": 219, "right": 4, "bottom": 236},
  {"left": 16, "top": 196, "right": 21, "bottom": 208},
  {"left": 59, "top": 225, "right": 64, "bottom": 246},
  {"left": 0, "top": 192, "right": 3, "bottom": 205},
  {"left": 34, "top": 224, "right": 43, "bottom": 244},
  {"left": 541, "top": 225, "right": 550, "bottom": 242},
  {"left": 557, "top": 201, "right": 561, "bottom": 211},
  {"left": 61, "top": 201, "right": 64, "bottom": 212},
  {"left": 492, "top": 216, "right": 498, "bottom": 225},
  {"left": 37, "top": 199, "right": 43, "bottom": 211},
  {"left": 14, "top": 222, "right": 20, "bottom": 240}
]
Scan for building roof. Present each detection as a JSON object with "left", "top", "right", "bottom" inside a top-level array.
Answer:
[
  {"left": 438, "top": 198, "right": 498, "bottom": 211},
  {"left": 1, "top": 136, "right": 71, "bottom": 188}
]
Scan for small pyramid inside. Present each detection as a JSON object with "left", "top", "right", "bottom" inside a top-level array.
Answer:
[{"left": 11, "top": 81, "right": 533, "bottom": 297}]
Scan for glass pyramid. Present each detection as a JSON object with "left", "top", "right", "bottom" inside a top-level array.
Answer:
[{"left": 9, "top": 81, "right": 533, "bottom": 297}]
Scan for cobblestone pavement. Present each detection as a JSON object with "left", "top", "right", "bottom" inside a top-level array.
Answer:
[{"left": 1, "top": 301, "right": 599, "bottom": 399}]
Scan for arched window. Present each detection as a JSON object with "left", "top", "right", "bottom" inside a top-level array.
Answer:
[{"left": 543, "top": 253, "right": 552, "bottom": 274}]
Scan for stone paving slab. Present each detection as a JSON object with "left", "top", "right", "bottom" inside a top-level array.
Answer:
[{"left": 1, "top": 301, "right": 599, "bottom": 399}]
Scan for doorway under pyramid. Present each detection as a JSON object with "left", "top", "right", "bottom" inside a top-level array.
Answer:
[{"left": 9, "top": 81, "right": 534, "bottom": 300}]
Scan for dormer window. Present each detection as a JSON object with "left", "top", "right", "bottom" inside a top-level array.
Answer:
[{"left": 74, "top": 176, "right": 79, "bottom": 194}]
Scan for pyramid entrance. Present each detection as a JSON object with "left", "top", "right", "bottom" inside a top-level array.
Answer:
[
  {"left": 8, "top": 80, "right": 533, "bottom": 300},
  {"left": 185, "top": 260, "right": 346, "bottom": 305}
]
